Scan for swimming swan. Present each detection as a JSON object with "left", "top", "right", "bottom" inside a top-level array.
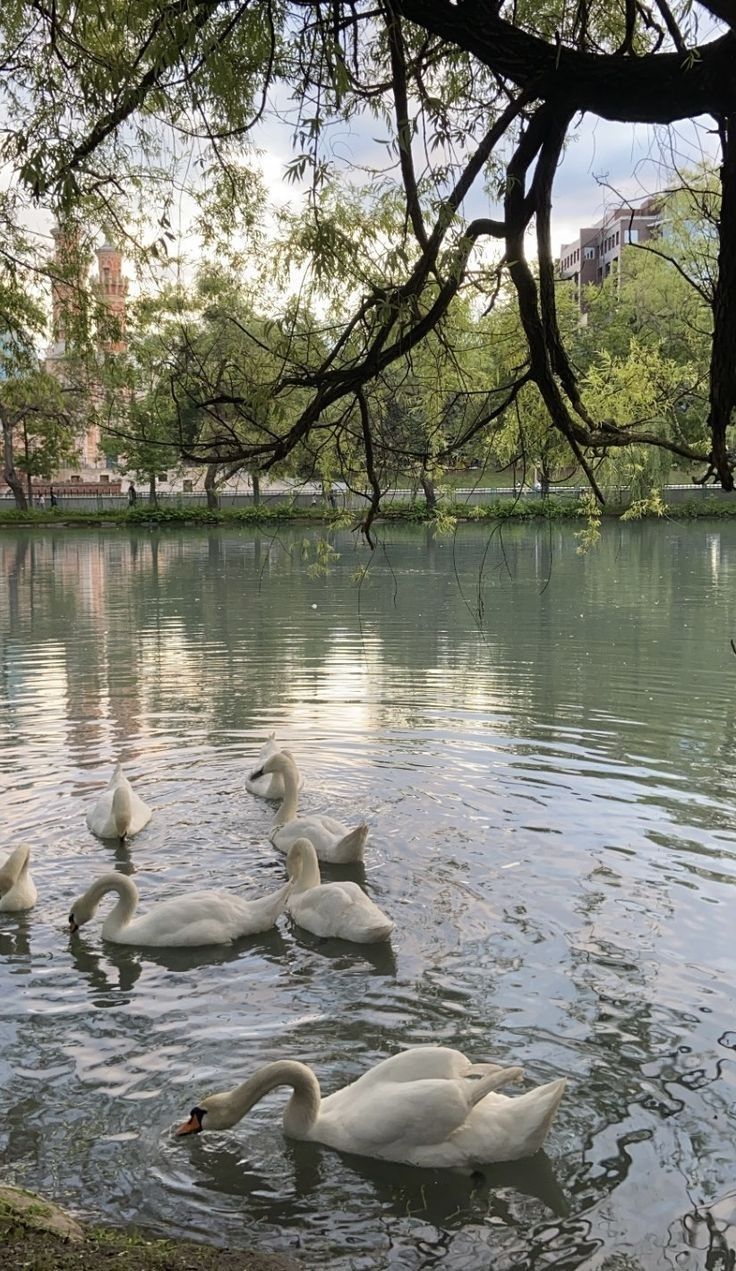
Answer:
[
  {"left": 176, "top": 1045, "right": 567, "bottom": 1167},
  {"left": 286, "top": 838, "right": 393, "bottom": 943},
  {"left": 86, "top": 763, "right": 152, "bottom": 843},
  {"left": 0, "top": 845, "right": 37, "bottom": 912},
  {"left": 250, "top": 751, "right": 368, "bottom": 863},
  {"left": 68, "top": 871, "right": 290, "bottom": 947},
  {"left": 246, "top": 735, "right": 303, "bottom": 800}
]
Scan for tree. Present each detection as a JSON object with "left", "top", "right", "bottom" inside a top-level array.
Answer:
[
  {"left": 1, "top": 1, "right": 736, "bottom": 512},
  {"left": 0, "top": 281, "right": 80, "bottom": 509}
]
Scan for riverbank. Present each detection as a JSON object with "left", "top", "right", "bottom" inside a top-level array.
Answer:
[
  {"left": 0, "top": 1186, "right": 301, "bottom": 1270},
  {"left": 1, "top": 493, "right": 734, "bottom": 528}
]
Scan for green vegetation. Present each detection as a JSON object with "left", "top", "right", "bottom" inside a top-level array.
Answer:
[
  {"left": 1, "top": 492, "right": 734, "bottom": 532},
  {"left": 0, "top": 2, "right": 734, "bottom": 529},
  {"left": 0, "top": 1186, "right": 299, "bottom": 1269}
]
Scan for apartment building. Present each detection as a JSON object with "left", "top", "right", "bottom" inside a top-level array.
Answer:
[{"left": 558, "top": 196, "right": 661, "bottom": 302}]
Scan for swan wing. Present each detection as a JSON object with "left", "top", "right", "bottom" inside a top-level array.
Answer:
[
  {"left": 321, "top": 1077, "right": 476, "bottom": 1152},
  {"left": 85, "top": 791, "right": 115, "bottom": 837},
  {"left": 126, "top": 789, "right": 153, "bottom": 834},
  {"left": 118, "top": 888, "right": 286, "bottom": 947},
  {"left": 290, "top": 882, "right": 391, "bottom": 941},
  {"left": 350, "top": 1046, "right": 510, "bottom": 1086}
]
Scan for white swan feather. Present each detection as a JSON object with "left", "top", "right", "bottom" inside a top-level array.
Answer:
[
  {"left": 68, "top": 871, "right": 289, "bottom": 947},
  {"left": 286, "top": 838, "right": 393, "bottom": 943},
  {"left": 86, "top": 762, "right": 152, "bottom": 841},
  {"left": 176, "top": 1046, "right": 567, "bottom": 1167},
  {"left": 0, "top": 845, "right": 37, "bottom": 912},
  {"left": 250, "top": 751, "right": 368, "bottom": 863},
  {"left": 246, "top": 735, "right": 303, "bottom": 800}
]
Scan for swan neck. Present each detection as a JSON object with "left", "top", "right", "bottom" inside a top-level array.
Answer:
[
  {"left": 0, "top": 846, "right": 28, "bottom": 895},
  {"left": 89, "top": 873, "right": 138, "bottom": 934},
  {"left": 273, "top": 759, "right": 299, "bottom": 826},
  {"left": 112, "top": 783, "right": 131, "bottom": 835},
  {"left": 223, "top": 1061, "right": 321, "bottom": 1137},
  {"left": 291, "top": 846, "right": 321, "bottom": 893}
]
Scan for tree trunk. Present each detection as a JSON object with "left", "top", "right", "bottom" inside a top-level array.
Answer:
[
  {"left": 707, "top": 112, "right": 736, "bottom": 491},
  {"left": 420, "top": 472, "right": 437, "bottom": 511},
  {"left": 148, "top": 473, "right": 157, "bottom": 504},
  {"left": 204, "top": 463, "right": 219, "bottom": 510},
  {"left": 2, "top": 412, "right": 28, "bottom": 510},
  {"left": 22, "top": 420, "right": 32, "bottom": 506},
  {"left": 251, "top": 470, "right": 260, "bottom": 505}
]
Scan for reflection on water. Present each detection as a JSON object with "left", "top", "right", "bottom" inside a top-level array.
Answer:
[{"left": 2, "top": 522, "right": 736, "bottom": 1268}]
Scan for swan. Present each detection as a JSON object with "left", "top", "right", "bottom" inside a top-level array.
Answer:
[
  {"left": 249, "top": 751, "right": 368, "bottom": 863},
  {"left": 0, "top": 845, "right": 37, "bottom": 912},
  {"left": 286, "top": 838, "right": 393, "bottom": 943},
  {"left": 68, "top": 871, "right": 290, "bottom": 947},
  {"left": 86, "top": 762, "right": 152, "bottom": 843},
  {"left": 245, "top": 735, "right": 303, "bottom": 800},
  {"left": 175, "top": 1045, "right": 567, "bottom": 1167}
]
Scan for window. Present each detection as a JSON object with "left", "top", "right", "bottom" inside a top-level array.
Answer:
[
  {"left": 70, "top": 474, "right": 80, "bottom": 483},
  {"left": 100, "top": 474, "right": 109, "bottom": 484},
  {"left": 626, "top": 228, "right": 639, "bottom": 243},
  {"left": 158, "top": 473, "right": 168, "bottom": 482},
  {"left": 584, "top": 246, "right": 595, "bottom": 260},
  {"left": 183, "top": 479, "right": 193, "bottom": 492}
]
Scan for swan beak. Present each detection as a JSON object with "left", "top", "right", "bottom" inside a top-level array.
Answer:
[
  {"left": 176, "top": 1116, "right": 202, "bottom": 1136},
  {"left": 68, "top": 917, "right": 79, "bottom": 934}
]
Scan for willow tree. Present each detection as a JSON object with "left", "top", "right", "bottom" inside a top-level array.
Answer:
[{"left": 1, "top": 1, "right": 735, "bottom": 525}]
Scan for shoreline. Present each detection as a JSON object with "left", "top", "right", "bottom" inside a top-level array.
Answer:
[
  {"left": 0, "top": 1186, "right": 301, "bottom": 1270},
  {"left": 1, "top": 495, "right": 735, "bottom": 530}
]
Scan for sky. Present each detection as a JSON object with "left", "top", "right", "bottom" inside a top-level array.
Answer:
[{"left": 13, "top": 97, "right": 720, "bottom": 302}]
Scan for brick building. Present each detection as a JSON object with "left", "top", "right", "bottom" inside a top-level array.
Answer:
[
  {"left": 45, "top": 228, "right": 129, "bottom": 469},
  {"left": 558, "top": 196, "right": 661, "bottom": 305}
]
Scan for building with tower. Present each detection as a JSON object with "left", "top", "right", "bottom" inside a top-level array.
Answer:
[{"left": 44, "top": 227, "right": 129, "bottom": 472}]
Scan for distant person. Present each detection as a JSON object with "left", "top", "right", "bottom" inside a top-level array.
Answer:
[
  {"left": 36, "top": 493, "right": 45, "bottom": 509},
  {"left": 328, "top": 486, "right": 337, "bottom": 509},
  {"left": 49, "top": 486, "right": 58, "bottom": 508},
  {"left": 128, "top": 483, "right": 137, "bottom": 505}
]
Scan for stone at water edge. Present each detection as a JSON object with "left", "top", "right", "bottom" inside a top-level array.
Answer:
[{"left": 0, "top": 1185, "right": 84, "bottom": 1242}]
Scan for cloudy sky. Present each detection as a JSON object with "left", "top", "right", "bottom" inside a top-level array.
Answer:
[{"left": 550, "top": 114, "right": 718, "bottom": 249}]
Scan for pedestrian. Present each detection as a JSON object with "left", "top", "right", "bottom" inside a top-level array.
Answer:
[
  {"left": 128, "top": 483, "right": 137, "bottom": 505},
  {"left": 328, "top": 485, "right": 337, "bottom": 510},
  {"left": 37, "top": 492, "right": 45, "bottom": 509},
  {"left": 49, "top": 486, "right": 58, "bottom": 508}
]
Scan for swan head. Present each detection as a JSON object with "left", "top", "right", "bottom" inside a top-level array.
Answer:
[
  {"left": 176, "top": 1089, "right": 241, "bottom": 1135},
  {"left": 249, "top": 751, "right": 295, "bottom": 782},
  {"left": 68, "top": 895, "right": 92, "bottom": 934},
  {"left": 176, "top": 1103, "right": 208, "bottom": 1135}
]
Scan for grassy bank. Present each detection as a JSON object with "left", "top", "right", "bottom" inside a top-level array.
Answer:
[
  {"left": 0, "top": 1187, "right": 300, "bottom": 1270},
  {"left": 0, "top": 494, "right": 734, "bottom": 529}
]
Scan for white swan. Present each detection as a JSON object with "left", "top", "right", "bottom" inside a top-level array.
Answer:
[
  {"left": 250, "top": 751, "right": 368, "bottom": 863},
  {"left": 86, "top": 762, "right": 152, "bottom": 842},
  {"left": 286, "top": 838, "right": 393, "bottom": 943},
  {"left": 245, "top": 735, "right": 303, "bottom": 800},
  {"left": 176, "top": 1045, "right": 567, "bottom": 1167},
  {"left": 0, "top": 845, "right": 37, "bottom": 912},
  {"left": 68, "top": 871, "right": 290, "bottom": 947}
]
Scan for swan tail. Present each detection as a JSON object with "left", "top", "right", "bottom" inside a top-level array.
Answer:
[
  {"left": 242, "top": 881, "right": 291, "bottom": 934},
  {"left": 505, "top": 1078, "right": 567, "bottom": 1153},
  {"left": 0, "top": 845, "right": 30, "bottom": 894},
  {"left": 333, "top": 824, "right": 369, "bottom": 862},
  {"left": 468, "top": 1065, "right": 524, "bottom": 1107}
]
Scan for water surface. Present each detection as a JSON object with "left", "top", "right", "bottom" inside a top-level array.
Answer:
[{"left": 1, "top": 521, "right": 736, "bottom": 1269}]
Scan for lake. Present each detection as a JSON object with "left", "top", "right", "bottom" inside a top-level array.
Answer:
[{"left": 1, "top": 521, "right": 736, "bottom": 1269}]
